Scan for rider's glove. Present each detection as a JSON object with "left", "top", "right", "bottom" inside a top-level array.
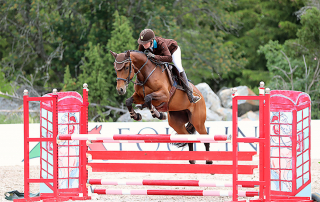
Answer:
[{"left": 147, "top": 52, "right": 155, "bottom": 58}]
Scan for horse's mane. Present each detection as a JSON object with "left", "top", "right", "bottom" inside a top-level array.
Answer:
[
  {"left": 129, "top": 50, "right": 144, "bottom": 54},
  {"left": 119, "top": 50, "right": 144, "bottom": 54}
]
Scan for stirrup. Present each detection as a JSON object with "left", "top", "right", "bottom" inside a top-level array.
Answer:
[{"left": 192, "top": 95, "right": 201, "bottom": 103}]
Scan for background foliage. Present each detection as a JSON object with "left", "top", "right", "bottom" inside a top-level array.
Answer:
[{"left": 0, "top": 0, "right": 319, "bottom": 120}]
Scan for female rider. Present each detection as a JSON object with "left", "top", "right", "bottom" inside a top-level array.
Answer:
[{"left": 137, "top": 28, "right": 200, "bottom": 103}]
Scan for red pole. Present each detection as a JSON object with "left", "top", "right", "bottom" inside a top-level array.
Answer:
[
  {"left": 23, "top": 89, "right": 30, "bottom": 200},
  {"left": 232, "top": 88, "right": 238, "bottom": 202},
  {"left": 292, "top": 109, "right": 297, "bottom": 194},
  {"left": 264, "top": 88, "right": 271, "bottom": 201},
  {"left": 80, "top": 83, "right": 89, "bottom": 198},
  {"left": 52, "top": 89, "right": 59, "bottom": 199},
  {"left": 258, "top": 81, "right": 265, "bottom": 201}
]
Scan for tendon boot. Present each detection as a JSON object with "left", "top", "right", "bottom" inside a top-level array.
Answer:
[{"left": 179, "top": 71, "right": 200, "bottom": 103}]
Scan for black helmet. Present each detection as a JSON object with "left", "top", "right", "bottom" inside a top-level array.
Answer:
[{"left": 137, "top": 29, "right": 155, "bottom": 45}]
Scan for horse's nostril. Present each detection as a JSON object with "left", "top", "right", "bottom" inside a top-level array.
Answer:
[{"left": 120, "top": 88, "right": 124, "bottom": 92}]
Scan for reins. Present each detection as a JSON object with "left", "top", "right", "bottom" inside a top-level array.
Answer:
[{"left": 115, "top": 53, "right": 157, "bottom": 97}]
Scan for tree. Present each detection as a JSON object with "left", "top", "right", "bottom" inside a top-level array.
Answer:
[
  {"left": 0, "top": 0, "right": 66, "bottom": 95},
  {"left": 61, "top": 65, "right": 77, "bottom": 92},
  {"left": 258, "top": 40, "right": 305, "bottom": 91},
  {"left": 226, "top": 0, "right": 305, "bottom": 89},
  {"left": 77, "top": 11, "right": 136, "bottom": 121},
  {"left": 172, "top": 0, "right": 246, "bottom": 90}
]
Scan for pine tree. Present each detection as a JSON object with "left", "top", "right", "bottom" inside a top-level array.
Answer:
[
  {"left": 61, "top": 65, "right": 77, "bottom": 92},
  {"left": 105, "top": 10, "right": 136, "bottom": 104},
  {"left": 77, "top": 11, "right": 136, "bottom": 121}
]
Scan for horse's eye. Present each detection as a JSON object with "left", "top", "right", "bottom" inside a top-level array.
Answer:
[{"left": 125, "top": 66, "right": 129, "bottom": 70}]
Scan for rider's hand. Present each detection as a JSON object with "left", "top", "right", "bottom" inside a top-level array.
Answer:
[{"left": 147, "top": 52, "right": 155, "bottom": 58}]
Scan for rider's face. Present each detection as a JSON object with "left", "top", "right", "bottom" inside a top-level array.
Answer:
[{"left": 143, "top": 42, "right": 151, "bottom": 49}]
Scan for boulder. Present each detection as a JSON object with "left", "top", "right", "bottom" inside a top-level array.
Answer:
[
  {"left": 196, "top": 83, "right": 232, "bottom": 121},
  {"left": 239, "top": 111, "right": 260, "bottom": 121},
  {"left": 195, "top": 83, "right": 221, "bottom": 112},
  {"left": 206, "top": 108, "right": 223, "bottom": 121},
  {"left": 218, "top": 86, "right": 259, "bottom": 116},
  {"left": 216, "top": 107, "right": 233, "bottom": 121}
]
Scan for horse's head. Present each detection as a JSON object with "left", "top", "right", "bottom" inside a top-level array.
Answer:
[{"left": 110, "top": 50, "right": 135, "bottom": 95}]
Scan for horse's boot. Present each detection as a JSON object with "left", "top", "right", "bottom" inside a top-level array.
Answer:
[{"left": 179, "top": 71, "right": 200, "bottom": 103}]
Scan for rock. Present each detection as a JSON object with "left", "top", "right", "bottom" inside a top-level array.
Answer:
[
  {"left": 239, "top": 111, "right": 259, "bottom": 121},
  {"left": 196, "top": 83, "right": 233, "bottom": 121},
  {"left": 195, "top": 83, "right": 221, "bottom": 112},
  {"left": 216, "top": 107, "right": 233, "bottom": 121},
  {"left": 0, "top": 96, "right": 39, "bottom": 112},
  {"left": 218, "top": 86, "right": 259, "bottom": 116},
  {"left": 206, "top": 108, "right": 223, "bottom": 121},
  {"left": 238, "top": 102, "right": 259, "bottom": 117},
  {"left": 0, "top": 97, "right": 22, "bottom": 110},
  {"left": 219, "top": 86, "right": 247, "bottom": 108}
]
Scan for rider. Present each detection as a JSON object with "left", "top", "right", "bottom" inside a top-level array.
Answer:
[{"left": 137, "top": 28, "right": 200, "bottom": 103}]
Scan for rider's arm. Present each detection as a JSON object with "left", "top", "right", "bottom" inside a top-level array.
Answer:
[
  {"left": 154, "top": 42, "right": 172, "bottom": 63},
  {"left": 138, "top": 44, "right": 145, "bottom": 52}
]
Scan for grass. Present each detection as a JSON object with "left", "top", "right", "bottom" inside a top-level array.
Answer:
[{"left": 0, "top": 113, "right": 40, "bottom": 124}]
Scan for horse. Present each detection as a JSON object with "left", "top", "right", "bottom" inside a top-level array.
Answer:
[{"left": 110, "top": 50, "right": 212, "bottom": 164}]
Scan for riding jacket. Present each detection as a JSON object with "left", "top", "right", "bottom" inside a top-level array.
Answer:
[{"left": 138, "top": 37, "right": 178, "bottom": 63}]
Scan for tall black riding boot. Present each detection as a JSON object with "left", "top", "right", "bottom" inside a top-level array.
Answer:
[{"left": 179, "top": 71, "right": 200, "bottom": 103}]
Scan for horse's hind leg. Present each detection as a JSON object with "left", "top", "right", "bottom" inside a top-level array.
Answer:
[
  {"left": 187, "top": 143, "right": 195, "bottom": 164},
  {"left": 193, "top": 123, "right": 212, "bottom": 164},
  {"left": 190, "top": 113, "right": 213, "bottom": 165},
  {"left": 168, "top": 111, "right": 195, "bottom": 164},
  {"left": 204, "top": 143, "right": 212, "bottom": 164}
]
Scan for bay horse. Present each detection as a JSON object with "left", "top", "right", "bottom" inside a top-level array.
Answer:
[{"left": 110, "top": 50, "right": 212, "bottom": 164}]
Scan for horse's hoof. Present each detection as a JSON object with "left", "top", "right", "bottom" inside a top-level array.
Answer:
[
  {"left": 134, "top": 113, "right": 142, "bottom": 121},
  {"left": 189, "top": 160, "right": 196, "bottom": 164},
  {"left": 206, "top": 160, "right": 213, "bottom": 164}
]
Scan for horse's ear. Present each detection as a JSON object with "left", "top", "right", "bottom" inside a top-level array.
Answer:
[
  {"left": 109, "top": 50, "right": 117, "bottom": 59},
  {"left": 125, "top": 50, "right": 130, "bottom": 58}
]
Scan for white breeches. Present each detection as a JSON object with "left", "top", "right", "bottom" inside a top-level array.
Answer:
[{"left": 172, "top": 46, "right": 184, "bottom": 73}]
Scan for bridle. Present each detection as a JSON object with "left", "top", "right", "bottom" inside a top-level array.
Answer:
[
  {"left": 114, "top": 53, "right": 156, "bottom": 97},
  {"left": 115, "top": 58, "right": 133, "bottom": 85},
  {"left": 115, "top": 56, "right": 150, "bottom": 85}
]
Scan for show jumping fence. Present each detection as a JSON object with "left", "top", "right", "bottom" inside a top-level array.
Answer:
[{"left": 16, "top": 82, "right": 314, "bottom": 202}]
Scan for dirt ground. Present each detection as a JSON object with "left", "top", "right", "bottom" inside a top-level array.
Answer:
[{"left": 1, "top": 159, "right": 319, "bottom": 202}]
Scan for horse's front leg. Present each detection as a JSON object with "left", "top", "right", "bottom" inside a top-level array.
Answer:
[
  {"left": 126, "top": 92, "right": 144, "bottom": 121},
  {"left": 144, "top": 91, "right": 168, "bottom": 120}
]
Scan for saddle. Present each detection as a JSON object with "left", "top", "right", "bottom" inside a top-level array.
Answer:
[
  {"left": 149, "top": 59, "right": 186, "bottom": 112},
  {"left": 164, "top": 63, "right": 185, "bottom": 91}
]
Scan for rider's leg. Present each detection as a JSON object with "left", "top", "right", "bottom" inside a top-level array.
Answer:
[{"left": 172, "top": 46, "right": 200, "bottom": 103}]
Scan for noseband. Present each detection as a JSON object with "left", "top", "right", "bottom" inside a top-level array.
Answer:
[
  {"left": 114, "top": 57, "right": 149, "bottom": 85},
  {"left": 115, "top": 54, "right": 160, "bottom": 97},
  {"left": 115, "top": 58, "right": 133, "bottom": 85}
]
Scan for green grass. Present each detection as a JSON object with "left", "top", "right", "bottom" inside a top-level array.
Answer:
[{"left": 0, "top": 113, "right": 40, "bottom": 124}]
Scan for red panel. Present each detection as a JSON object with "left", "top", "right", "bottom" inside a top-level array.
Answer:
[
  {"left": 87, "top": 151, "right": 256, "bottom": 161},
  {"left": 88, "top": 163, "right": 257, "bottom": 174}
]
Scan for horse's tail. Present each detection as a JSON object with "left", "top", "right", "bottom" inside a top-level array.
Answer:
[{"left": 171, "top": 122, "right": 196, "bottom": 148}]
